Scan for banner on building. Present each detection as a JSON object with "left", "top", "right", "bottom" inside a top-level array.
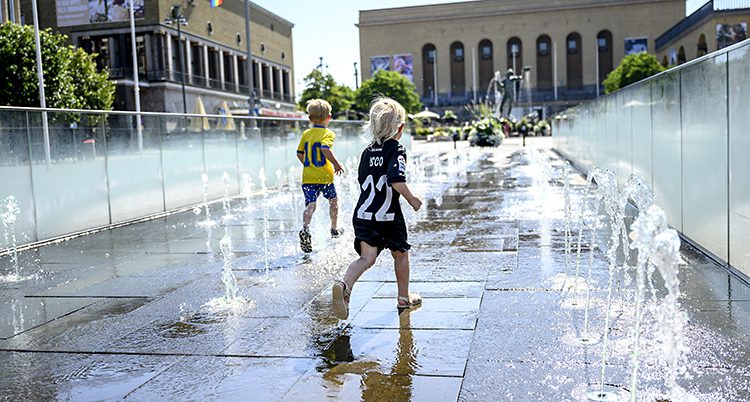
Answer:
[
  {"left": 370, "top": 56, "right": 390, "bottom": 75},
  {"left": 624, "top": 37, "right": 648, "bottom": 55},
  {"left": 56, "top": 0, "right": 145, "bottom": 27},
  {"left": 717, "top": 22, "right": 747, "bottom": 49},
  {"left": 392, "top": 54, "right": 414, "bottom": 82}
]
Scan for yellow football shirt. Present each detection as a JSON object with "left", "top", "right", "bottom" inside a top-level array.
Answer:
[{"left": 297, "top": 126, "right": 336, "bottom": 184}]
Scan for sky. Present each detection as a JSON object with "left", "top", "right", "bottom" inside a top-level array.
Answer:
[{"left": 251, "top": 0, "right": 704, "bottom": 96}]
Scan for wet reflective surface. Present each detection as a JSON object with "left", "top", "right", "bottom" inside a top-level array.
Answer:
[{"left": 1, "top": 138, "right": 749, "bottom": 401}]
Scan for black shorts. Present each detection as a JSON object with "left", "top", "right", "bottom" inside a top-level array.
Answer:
[{"left": 352, "top": 217, "right": 411, "bottom": 255}]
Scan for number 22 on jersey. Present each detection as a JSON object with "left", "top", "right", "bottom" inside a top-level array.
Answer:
[{"left": 356, "top": 174, "right": 395, "bottom": 221}]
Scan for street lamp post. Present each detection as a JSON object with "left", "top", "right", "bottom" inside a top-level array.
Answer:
[
  {"left": 165, "top": 6, "right": 188, "bottom": 115},
  {"left": 354, "top": 62, "right": 359, "bottom": 89},
  {"left": 129, "top": 0, "right": 142, "bottom": 152}
]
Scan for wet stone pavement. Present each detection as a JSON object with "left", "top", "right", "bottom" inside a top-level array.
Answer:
[{"left": 1, "top": 138, "right": 750, "bottom": 401}]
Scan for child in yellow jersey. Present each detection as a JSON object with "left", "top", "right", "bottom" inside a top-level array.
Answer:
[{"left": 296, "top": 99, "right": 345, "bottom": 253}]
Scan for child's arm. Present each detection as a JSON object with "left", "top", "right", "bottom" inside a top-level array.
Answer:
[
  {"left": 320, "top": 148, "right": 344, "bottom": 175},
  {"left": 391, "top": 182, "right": 422, "bottom": 211}
]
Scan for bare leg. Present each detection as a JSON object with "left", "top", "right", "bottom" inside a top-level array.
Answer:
[
  {"left": 328, "top": 197, "right": 339, "bottom": 230},
  {"left": 302, "top": 202, "right": 316, "bottom": 229},
  {"left": 393, "top": 250, "right": 410, "bottom": 299},
  {"left": 342, "top": 242, "right": 378, "bottom": 292}
]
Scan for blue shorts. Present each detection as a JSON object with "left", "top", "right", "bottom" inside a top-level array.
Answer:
[{"left": 302, "top": 183, "right": 337, "bottom": 205}]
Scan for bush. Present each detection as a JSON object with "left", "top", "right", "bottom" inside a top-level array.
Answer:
[
  {"left": 603, "top": 52, "right": 666, "bottom": 94},
  {"left": 468, "top": 117, "right": 504, "bottom": 147}
]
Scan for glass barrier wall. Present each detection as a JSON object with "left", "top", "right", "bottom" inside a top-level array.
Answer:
[
  {"left": 554, "top": 38, "right": 750, "bottom": 277},
  {"left": 0, "top": 110, "right": 374, "bottom": 246}
]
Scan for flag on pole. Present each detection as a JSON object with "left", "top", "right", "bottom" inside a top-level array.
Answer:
[{"left": 210, "top": 0, "right": 223, "bottom": 8}]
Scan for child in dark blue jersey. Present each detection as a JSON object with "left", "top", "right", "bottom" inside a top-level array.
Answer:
[{"left": 332, "top": 98, "right": 423, "bottom": 320}]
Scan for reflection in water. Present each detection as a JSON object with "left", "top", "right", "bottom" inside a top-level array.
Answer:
[{"left": 320, "top": 310, "right": 418, "bottom": 401}]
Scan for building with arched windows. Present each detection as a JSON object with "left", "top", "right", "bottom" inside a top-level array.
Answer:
[
  {"left": 656, "top": 1, "right": 750, "bottom": 67},
  {"left": 358, "top": 0, "right": 685, "bottom": 116}
]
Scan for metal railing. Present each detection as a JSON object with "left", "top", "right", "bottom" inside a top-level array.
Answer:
[{"left": 0, "top": 107, "right": 376, "bottom": 248}]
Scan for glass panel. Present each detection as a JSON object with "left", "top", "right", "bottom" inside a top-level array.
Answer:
[
  {"left": 651, "top": 72, "right": 683, "bottom": 231},
  {"left": 237, "top": 119, "right": 266, "bottom": 192},
  {"left": 616, "top": 90, "right": 632, "bottom": 187},
  {"left": 161, "top": 115, "right": 205, "bottom": 210},
  {"left": 0, "top": 110, "right": 36, "bottom": 245},
  {"left": 106, "top": 114, "right": 165, "bottom": 223},
  {"left": 29, "top": 112, "right": 110, "bottom": 239},
  {"left": 629, "top": 82, "right": 653, "bottom": 189},
  {"left": 203, "top": 118, "right": 240, "bottom": 200},
  {"left": 604, "top": 96, "right": 618, "bottom": 173},
  {"left": 680, "top": 54, "right": 728, "bottom": 261},
  {"left": 728, "top": 44, "right": 750, "bottom": 274}
]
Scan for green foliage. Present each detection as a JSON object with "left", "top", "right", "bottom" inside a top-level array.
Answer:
[
  {"left": 355, "top": 70, "right": 422, "bottom": 114},
  {"left": 297, "top": 69, "right": 354, "bottom": 117},
  {"left": 603, "top": 52, "right": 666, "bottom": 94},
  {"left": 0, "top": 23, "right": 114, "bottom": 111},
  {"left": 443, "top": 110, "right": 457, "bottom": 122}
]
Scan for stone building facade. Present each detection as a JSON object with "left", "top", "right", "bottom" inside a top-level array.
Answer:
[
  {"left": 1, "top": 0, "right": 21, "bottom": 23},
  {"left": 359, "top": 0, "right": 685, "bottom": 115},
  {"left": 656, "top": 0, "right": 750, "bottom": 65},
  {"left": 21, "top": 0, "right": 296, "bottom": 116}
]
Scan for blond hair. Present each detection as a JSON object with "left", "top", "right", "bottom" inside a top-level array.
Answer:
[
  {"left": 306, "top": 99, "right": 332, "bottom": 123},
  {"left": 363, "top": 97, "right": 406, "bottom": 145}
]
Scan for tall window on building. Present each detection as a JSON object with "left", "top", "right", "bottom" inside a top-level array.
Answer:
[
  {"left": 597, "top": 30, "right": 613, "bottom": 85},
  {"left": 507, "top": 37, "right": 522, "bottom": 74},
  {"left": 238, "top": 57, "right": 247, "bottom": 90},
  {"left": 697, "top": 34, "right": 708, "bottom": 57},
  {"left": 478, "top": 39, "right": 493, "bottom": 90},
  {"left": 677, "top": 46, "right": 686, "bottom": 64},
  {"left": 282, "top": 70, "right": 291, "bottom": 100},
  {"left": 261, "top": 64, "right": 270, "bottom": 97},
  {"left": 253, "top": 61, "right": 260, "bottom": 94},
  {"left": 171, "top": 36, "right": 184, "bottom": 82},
  {"left": 208, "top": 48, "right": 220, "bottom": 88},
  {"left": 536, "top": 35, "right": 552, "bottom": 91},
  {"left": 566, "top": 32, "right": 582, "bottom": 89},
  {"left": 191, "top": 43, "right": 204, "bottom": 85},
  {"left": 422, "top": 43, "right": 437, "bottom": 99},
  {"left": 450, "top": 41, "right": 465, "bottom": 97},
  {"left": 223, "top": 53, "right": 234, "bottom": 91}
]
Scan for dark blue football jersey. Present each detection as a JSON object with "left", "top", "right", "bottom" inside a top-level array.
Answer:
[{"left": 354, "top": 139, "right": 407, "bottom": 223}]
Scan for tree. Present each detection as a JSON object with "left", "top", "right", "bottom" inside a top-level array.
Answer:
[
  {"left": 603, "top": 52, "right": 666, "bottom": 94},
  {"left": 355, "top": 70, "right": 422, "bottom": 114},
  {"left": 0, "top": 23, "right": 114, "bottom": 110},
  {"left": 297, "top": 69, "right": 355, "bottom": 117}
]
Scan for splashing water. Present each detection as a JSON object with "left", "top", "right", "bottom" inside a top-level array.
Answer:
[
  {"left": 630, "top": 205, "right": 691, "bottom": 400},
  {"left": 588, "top": 169, "right": 629, "bottom": 401},
  {"left": 259, "top": 168, "right": 267, "bottom": 193},
  {"left": 200, "top": 172, "right": 213, "bottom": 225},
  {"left": 242, "top": 173, "right": 254, "bottom": 211},
  {"left": 628, "top": 204, "right": 667, "bottom": 400},
  {"left": 222, "top": 172, "right": 233, "bottom": 222},
  {"left": 219, "top": 233, "right": 238, "bottom": 301},
  {"left": 563, "top": 163, "right": 572, "bottom": 277},
  {"left": 1, "top": 196, "right": 21, "bottom": 280}
]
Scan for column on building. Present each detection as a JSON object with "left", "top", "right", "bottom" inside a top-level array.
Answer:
[
  {"left": 203, "top": 44, "right": 210, "bottom": 87},
  {"left": 233, "top": 54, "right": 240, "bottom": 93},
  {"left": 258, "top": 62, "right": 265, "bottom": 98},
  {"left": 185, "top": 38, "right": 192, "bottom": 83},
  {"left": 218, "top": 49, "right": 225, "bottom": 90},
  {"left": 268, "top": 65, "right": 274, "bottom": 98},
  {"left": 166, "top": 33, "right": 174, "bottom": 79}
]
